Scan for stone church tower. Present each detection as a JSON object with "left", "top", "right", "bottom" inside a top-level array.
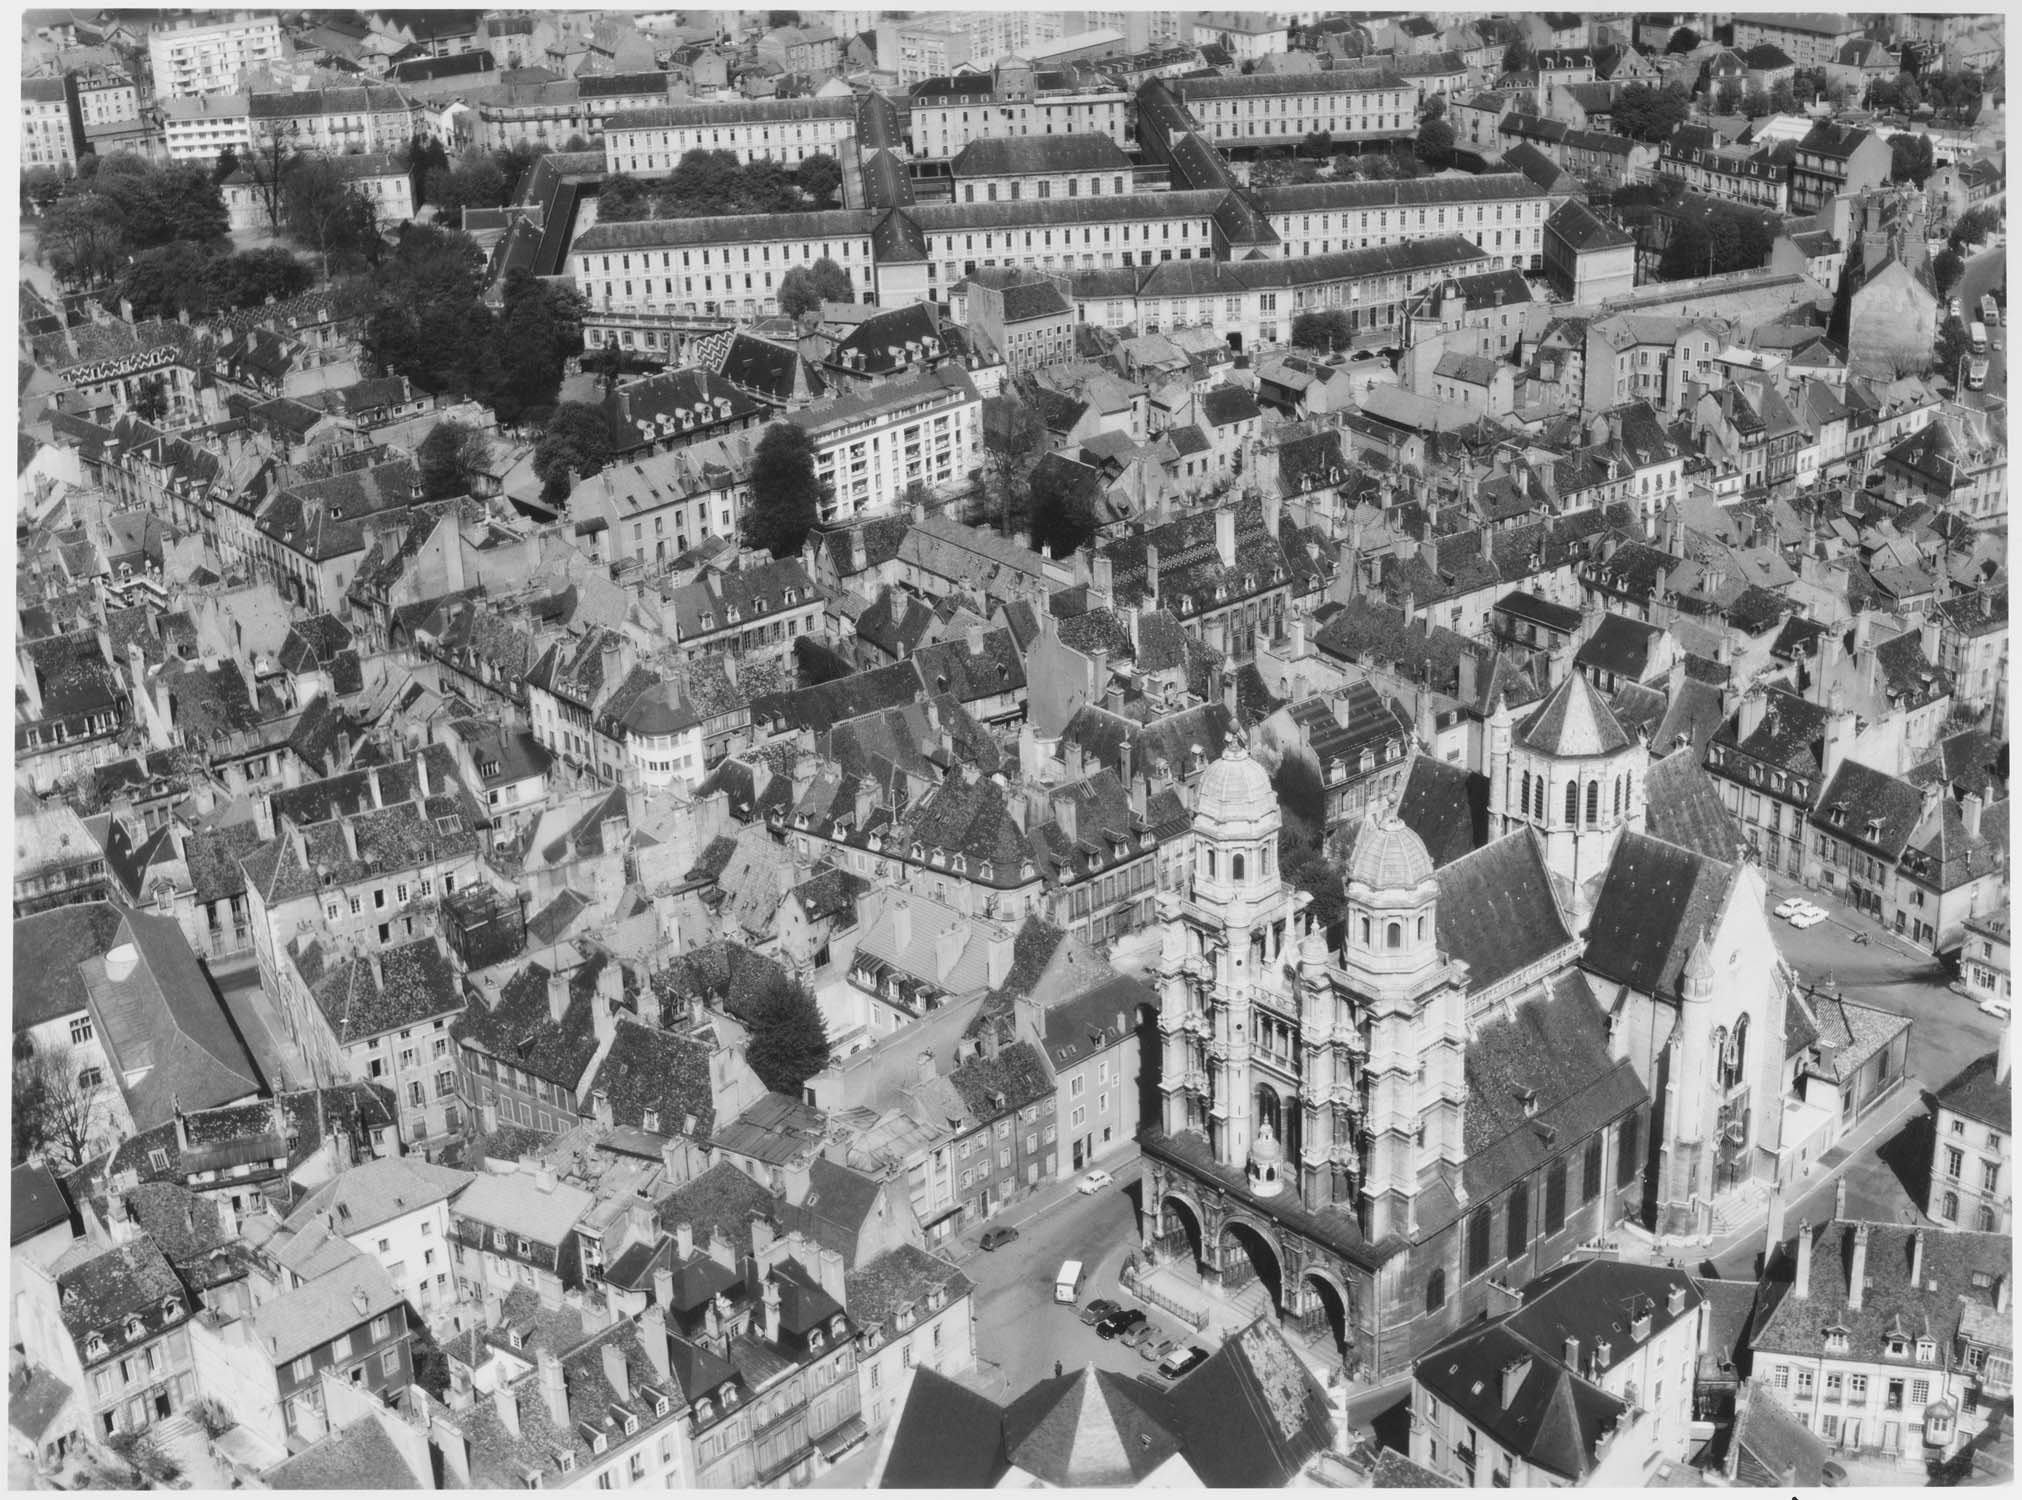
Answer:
[{"left": 1486, "top": 672, "right": 1648, "bottom": 924}]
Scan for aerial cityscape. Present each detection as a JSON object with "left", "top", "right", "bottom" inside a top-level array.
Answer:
[{"left": 8, "top": 5, "right": 2011, "bottom": 1491}]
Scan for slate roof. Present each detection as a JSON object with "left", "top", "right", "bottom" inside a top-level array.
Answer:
[
  {"left": 1729, "top": 1378, "right": 1829, "bottom": 1488},
  {"left": 1432, "top": 832, "right": 1572, "bottom": 993},
  {"left": 1753, "top": 1219, "right": 2011, "bottom": 1363},
  {"left": 1516, "top": 669, "right": 1632, "bottom": 758},
  {"left": 54, "top": 1237, "right": 187, "bottom": 1360},
  {"left": 581, "top": 1018, "right": 718, "bottom": 1138},
  {"left": 1934, "top": 1051, "right": 2011, "bottom": 1132},
  {"left": 1159, "top": 1313, "right": 1335, "bottom": 1486},
  {"left": 843, "top": 1244, "right": 972, "bottom": 1340},
  {"left": 295, "top": 935, "right": 463, "bottom": 1045},
  {"left": 13, "top": 901, "right": 127, "bottom": 1031},
  {"left": 1643, "top": 748, "right": 1742, "bottom": 862},
  {"left": 265, "top": 1416, "right": 424, "bottom": 1489},
  {"left": 1582, "top": 832, "right": 1737, "bottom": 1003},
  {"left": 878, "top": 1366, "right": 1011, "bottom": 1487},
  {"left": 12, "top": 1162, "right": 71, "bottom": 1245},
  {"left": 454, "top": 956, "right": 609, "bottom": 1091},
  {"left": 1809, "top": 761, "right": 1924, "bottom": 859},
  {"left": 949, "top": 1040, "right": 1053, "bottom": 1122},
  {"left": 1000, "top": 1367, "right": 1182, "bottom": 1487},
  {"left": 1392, "top": 754, "right": 1489, "bottom": 868}
]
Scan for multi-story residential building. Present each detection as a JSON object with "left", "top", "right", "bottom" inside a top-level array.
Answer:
[
  {"left": 17, "top": 631, "right": 132, "bottom": 797},
  {"left": 1412, "top": 1260, "right": 1706, "bottom": 1486},
  {"left": 457, "top": 946, "right": 627, "bottom": 1139},
  {"left": 1034, "top": 974, "right": 1156, "bottom": 1175},
  {"left": 148, "top": 15, "right": 286, "bottom": 99},
  {"left": 22, "top": 76, "right": 84, "bottom": 171},
  {"left": 845, "top": 1245, "right": 976, "bottom": 1435},
  {"left": 1929, "top": 1047, "right": 2010, "bottom": 1234},
  {"left": 239, "top": 750, "right": 484, "bottom": 995},
  {"left": 70, "top": 67, "right": 139, "bottom": 129},
  {"left": 1169, "top": 68, "right": 1419, "bottom": 151},
  {"left": 450, "top": 1318, "right": 693, "bottom": 1490},
  {"left": 1543, "top": 199, "right": 1636, "bottom": 305},
  {"left": 1788, "top": 121, "right": 1893, "bottom": 215},
  {"left": 15, "top": 1235, "right": 197, "bottom": 1441},
  {"left": 279, "top": 1155, "right": 476, "bottom": 1330},
  {"left": 907, "top": 61, "right": 1129, "bottom": 161},
  {"left": 275, "top": 934, "right": 469, "bottom": 1155},
  {"left": 1891, "top": 789, "right": 2009, "bottom": 955},
  {"left": 523, "top": 627, "right": 661, "bottom": 782},
  {"left": 1958, "top": 914, "right": 2011, "bottom": 1017},
  {"left": 1096, "top": 496, "right": 1307, "bottom": 665},
  {"left": 224, "top": 151, "right": 415, "bottom": 231},
  {"left": 160, "top": 93, "right": 255, "bottom": 165},
  {"left": 247, "top": 86, "right": 427, "bottom": 158},
  {"left": 1751, "top": 1219, "right": 2011, "bottom": 1459},
  {"left": 15, "top": 802, "right": 112, "bottom": 918},
  {"left": 1661, "top": 126, "right": 1791, "bottom": 212},
  {"left": 1933, "top": 590, "right": 2007, "bottom": 716},
  {"left": 566, "top": 212, "right": 878, "bottom": 321},
  {"left": 1191, "top": 10, "right": 1290, "bottom": 62},
  {"left": 962, "top": 273, "right": 1077, "bottom": 374},
  {"left": 1806, "top": 761, "right": 1924, "bottom": 918},
  {"left": 189, "top": 1253, "right": 413, "bottom": 1450},
  {"left": 1705, "top": 688, "right": 1848, "bottom": 880},
  {"left": 450, "top": 1157, "right": 595, "bottom": 1308},
  {"left": 1877, "top": 408, "right": 2007, "bottom": 526},
  {"left": 601, "top": 96, "right": 859, "bottom": 172},
  {"left": 1731, "top": 12, "right": 1866, "bottom": 70},
  {"left": 660, "top": 558, "right": 824, "bottom": 667},
  {"left": 788, "top": 369, "right": 983, "bottom": 525}
]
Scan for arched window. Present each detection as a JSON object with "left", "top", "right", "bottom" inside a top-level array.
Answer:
[
  {"left": 1614, "top": 774, "right": 1625, "bottom": 814},
  {"left": 1205, "top": 849, "right": 1218, "bottom": 878},
  {"left": 1232, "top": 852, "right": 1246, "bottom": 880},
  {"left": 1425, "top": 1268, "right": 1446, "bottom": 1313},
  {"left": 1940, "top": 1190, "right": 1959, "bottom": 1221},
  {"left": 1586, "top": 780, "right": 1600, "bottom": 825},
  {"left": 1386, "top": 921, "right": 1402, "bottom": 950},
  {"left": 1520, "top": 770, "right": 1532, "bottom": 817},
  {"left": 1564, "top": 780, "right": 1579, "bottom": 825},
  {"left": 1359, "top": 915, "right": 1372, "bottom": 947},
  {"left": 1417, "top": 915, "right": 1427, "bottom": 941}
]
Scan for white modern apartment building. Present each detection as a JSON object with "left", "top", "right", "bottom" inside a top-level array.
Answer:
[
  {"left": 22, "top": 77, "right": 81, "bottom": 170},
  {"left": 148, "top": 15, "right": 286, "bottom": 99},
  {"left": 785, "top": 367, "right": 983, "bottom": 524},
  {"left": 161, "top": 93, "right": 253, "bottom": 164},
  {"left": 1172, "top": 69, "right": 1421, "bottom": 150},
  {"left": 908, "top": 61, "right": 1129, "bottom": 160}
]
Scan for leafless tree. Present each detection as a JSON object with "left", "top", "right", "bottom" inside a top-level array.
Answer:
[{"left": 14, "top": 1039, "right": 109, "bottom": 1170}]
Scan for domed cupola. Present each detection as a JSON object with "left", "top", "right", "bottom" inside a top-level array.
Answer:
[
  {"left": 1189, "top": 740, "right": 1283, "bottom": 909},
  {"left": 1342, "top": 804, "right": 1439, "bottom": 978}
]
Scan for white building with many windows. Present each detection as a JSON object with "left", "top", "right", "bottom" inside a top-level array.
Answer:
[
  {"left": 277, "top": 1156, "right": 477, "bottom": 1333},
  {"left": 602, "top": 96, "right": 859, "bottom": 172},
  {"left": 1930, "top": 1045, "right": 2011, "bottom": 1234},
  {"left": 148, "top": 14, "right": 285, "bottom": 99},
  {"left": 784, "top": 369, "right": 983, "bottom": 524}
]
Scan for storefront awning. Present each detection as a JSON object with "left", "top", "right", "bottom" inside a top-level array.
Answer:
[{"left": 814, "top": 1416, "right": 869, "bottom": 1461}]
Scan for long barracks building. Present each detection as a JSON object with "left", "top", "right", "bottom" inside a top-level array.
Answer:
[{"left": 567, "top": 173, "right": 1547, "bottom": 348}]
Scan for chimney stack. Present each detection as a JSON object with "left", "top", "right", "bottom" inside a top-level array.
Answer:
[
  {"left": 548, "top": 967, "right": 571, "bottom": 1023},
  {"left": 601, "top": 1342, "right": 632, "bottom": 1402},
  {"left": 1847, "top": 1224, "right": 1870, "bottom": 1313},
  {"left": 492, "top": 1385, "right": 521, "bottom": 1438},
  {"left": 1909, "top": 1229, "right": 1925, "bottom": 1289},
  {"left": 537, "top": 1348, "right": 569, "bottom": 1427},
  {"left": 1794, "top": 1218, "right": 1812, "bottom": 1300},
  {"left": 640, "top": 1304, "right": 673, "bottom": 1384},
  {"left": 1214, "top": 507, "right": 1237, "bottom": 569},
  {"left": 1563, "top": 1335, "right": 1580, "bottom": 1369},
  {"left": 1963, "top": 791, "right": 1984, "bottom": 839}
]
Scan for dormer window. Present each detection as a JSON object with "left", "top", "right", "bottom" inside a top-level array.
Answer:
[
  {"left": 809, "top": 1328, "right": 825, "bottom": 1350},
  {"left": 125, "top": 1316, "right": 144, "bottom": 1340},
  {"left": 1917, "top": 1337, "right": 1937, "bottom": 1364},
  {"left": 85, "top": 1333, "right": 106, "bottom": 1360},
  {"left": 696, "top": 1398, "right": 715, "bottom": 1421},
  {"left": 1825, "top": 1327, "right": 1850, "bottom": 1354},
  {"left": 829, "top": 1315, "right": 846, "bottom": 1340},
  {"left": 1887, "top": 1337, "right": 1908, "bottom": 1359},
  {"left": 556, "top": 1452, "right": 575, "bottom": 1474}
]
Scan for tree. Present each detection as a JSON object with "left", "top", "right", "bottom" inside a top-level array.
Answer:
[
  {"left": 531, "top": 401, "right": 616, "bottom": 504},
  {"left": 742, "top": 974, "right": 830, "bottom": 1099},
  {"left": 488, "top": 268, "right": 585, "bottom": 424},
  {"left": 13, "top": 1040, "right": 106, "bottom": 1171},
  {"left": 1612, "top": 82, "right": 1693, "bottom": 143},
  {"left": 1769, "top": 78, "right": 1795, "bottom": 114},
  {"left": 1951, "top": 205, "right": 2002, "bottom": 250},
  {"left": 1414, "top": 117, "right": 1456, "bottom": 170},
  {"left": 981, "top": 394, "right": 1042, "bottom": 533},
  {"left": 596, "top": 171, "right": 654, "bottom": 222},
  {"left": 1935, "top": 315, "right": 1970, "bottom": 379},
  {"left": 365, "top": 223, "right": 493, "bottom": 395},
  {"left": 777, "top": 255, "right": 854, "bottom": 318},
  {"left": 1291, "top": 309, "right": 1353, "bottom": 351},
  {"left": 662, "top": 148, "right": 744, "bottom": 217},
  {"left": 39, "top": 190, "right": 124, "bottom": 285},
  {"left": 211, "top": 143, "right": 240, "bottom": 185},
  {"left": 1502, "top": 39, "right": 1532, "bottom": 75},
  {"left": 207, "top": 246, "right": 312, "bottom": 309},
  {"left": 407, "top": 1323, "right": 451, "bottom": 1400},
  {"left": 117, "top": 241, "right": 220, "bottom": 320},
  {"left": 1301, "top": 129, "right": 1335, "bottom": 159},
  {"left": 283, "top": 158, "right": 378, "bottom": 275},
  {"left": 1889, "top": 132, "right": 1936, "bottom": 186},
  {"left": 739, "top": 158, "right": 801, "bottom": 215},
  {"left": 1026, "top": 458, "right": 1100, "bottom": 558},
  {"left": 418, "top": 419, "right": 494, "bottom": 500},
  {"left": 1667, "top": 26, "right": 1700, "bottom": 53},
  {"left": 405, "top": 133, "right": 449, "bottom": 206},
  {"left": 795, "top": 152, "right": 843, "bottom": 207},
  {"left": 425, "top": 154, "right": 509, "bottom": 222},
  {"left": 743, "top": 421, "right": 824, "bottom": 556},
  {"left": 1933, "top": 247, "right": 1965, "bottom": 299},
  {"left": 21, "top": 166, "right": 65, "bottom": 216}
]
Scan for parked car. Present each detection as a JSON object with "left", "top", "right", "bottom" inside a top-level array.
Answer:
[
  {"left": 1158, "top": 1345, "right": 1211, "bottom": 1379},
  {"left": 980, "top": 1226, "right": 1019, "bottom": 1251},
  {"left": 1139, "top": 1336, "right": 1178, "bottom": 1364},
  {"left": 1097, "top": 1308, "right": 1148, "bottom": 1341},
  {"left": 1077, "top": 1169, "right": 1114, "bottom": 1195},
  {"left": 1788, "top": 904, "right": 1827, "bottom": 929},
  {"left": 1078, "top": 1298, "right": 1121, "bottom": 1327},
  {"left": 1121, "top": 1320, "right": 1161, "bottom": 1349},
  {"left": 1773, "top": 898, "right": 1806, "bottom": 919}
]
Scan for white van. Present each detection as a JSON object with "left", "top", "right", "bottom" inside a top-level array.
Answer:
[{"left": 1054, "top": 1260, "right": 1085, "bottom": 1304}]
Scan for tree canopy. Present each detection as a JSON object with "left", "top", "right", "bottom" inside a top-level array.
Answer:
[
  {"left": 742, "top": 974, "right": 831, "bottom": 1099},
  {"left": 1290, "top": 309, "right": 1353, "bottom": 352},
  {"left": 1932, "top": 247, "right": 1965, "bottom": 300},
  {"left": 418, "top": 419, "right": 494, "bottom": 500},
  {"left": 1414, "top": 117, "right": 1456, "bottom": 170},
  {"left": 794, "top": 153, "right": 844, "bottom": 207},
  {"left": 1666, "top": 26, "right": 1700, "bottom": 53},
  {"left": 1611, "top": 83, "right": 1693, "bottom": 143},
  {"left": 597, "top": 172, "right": 654, "bottom": 222},
  {"left": 532, "top": 402, "right": 615, "bottom": 504},
  {"left": 37, "top": 154, "right": 230, "bottom": 285},
  {"left": 777, "top": 256, "right": 854, "bottom": 318},
  {"left": 489, "top": 269, "right": 586, "bottom": 425},
  {"left": 1889, "top": 132, "right": 1937, "bottom": 186},
  {"left": 743, "top": 422, "right": 825, "bottom": 556},
  {"left": 1027, "top": 459, "right": 1100, "bottom": 558},
  {"left": 281, "top": 157, "right": 380, "bottom": 274}
]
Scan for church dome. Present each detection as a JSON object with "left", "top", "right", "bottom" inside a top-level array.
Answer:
[
  {"left": 1195, "top": 740, "right": 1276, "bottom": 826},
  {"left": 1346, "top": 807, "right": 1435, "bottom": 892}
]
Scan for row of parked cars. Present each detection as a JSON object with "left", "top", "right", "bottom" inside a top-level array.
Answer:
[
  {"left": 1074, "top": 1297, "right": 1209, "bottom": 1384},
  {"left": 1774, "top": 897, "right": 1828, "bottom": 929}
]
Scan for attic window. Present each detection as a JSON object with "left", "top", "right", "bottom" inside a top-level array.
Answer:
[
  {"left": 809, "top": 1327, "right": 825, "bottom": 1350},
  {"left": 125, "top": 1316, "right": 144, "bottom": 1339}
]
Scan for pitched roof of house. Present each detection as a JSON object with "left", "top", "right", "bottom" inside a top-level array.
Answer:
[
  {"left": 1934, "top": 1051, "right": 2011, "bottom": 1132},
  {"left": 1158, "top": 1313, "right": 1335, "bottom": 1486},
  {"left": 1000, "top": 1366, "right": 1183, "bottom": 1486},
  {"left": 878, "top": 1366, "right": 1011, "bottom": 1487},
  {"left": 1432, "top": 832, "right": 1572, "bottom": 993},
  {"left": 1582, "top": 831, "right": 1737, "bottom": 1002}
]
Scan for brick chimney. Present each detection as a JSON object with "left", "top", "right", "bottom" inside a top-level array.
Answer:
[
  {"left": 1214, "top": 507, "right": 1237, "bottom": 569},
  {"left": 537, "top": 1348, "right": 569, "bottom": 1426},
  {"left": 601, "top": 1341, "right": 632, "bottom": 1402},
  {"left": 492, "top": 1384, "right": 521, "bottom": 1438},
  {"left": 1794, "top": 1218, "right": 1812, "bottom": 1300},
  {"left": 1963, "top": 791, "right": 1984, "bottom": 839},
  {"left": 640, "top": 1304, "right": 673, "bottom": 1385},
  {"left": 1909, "top": 1229, "right": 1925, "bottom": 1289},
  {"left": 1847, "top": 1224, "right": 1869, "bottom": 1313},
  {"left": 547, "top": 967, "right": 571, "bottom": 1023}
]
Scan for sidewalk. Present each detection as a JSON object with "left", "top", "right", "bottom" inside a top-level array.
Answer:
[
  {"left": 943, "top": 1141, "right": 1146, "bottom": 1262},
  {"left": 1756, "top": 867, "right": 1927, "bottom": 965}
]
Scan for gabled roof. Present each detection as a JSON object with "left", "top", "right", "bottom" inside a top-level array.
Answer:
[
  {"left": 1516, "top": 669, "right": 1633, "bottom": 758},
  {"left": 1432, "top": 832, "right": 1572, "bottom": 993},
  {"left": 1582, "top": 832, "right": 1737, "bottom": 1002}
]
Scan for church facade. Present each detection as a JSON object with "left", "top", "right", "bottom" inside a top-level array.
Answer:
[{"left": 1140, "top": 671, "right": 1792, "bottom": 1379}]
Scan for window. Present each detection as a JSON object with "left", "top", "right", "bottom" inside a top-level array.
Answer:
[
  {"left": 291, "top": 1355, "right": 313, "bottom": 1381},
  {"left": 369, "top": 1315, "right": 390, "bottom": 1341},
  {"left": 1982, "top": 1160, "right": 2001, "bottom": 1193},
  {"left": 1506, "top": 1182, "right": 1529, "bottom": 1260},
  {"left": 1946, "top": 1147, "right": 1965, "bottom": 1180},
  {"left": 1545, "top": 1161, "right": 1567, "bottom": 1232},
  {"left": 1424, "top": 1269, "right": 1445, "bottom": 1313},
  {"left": 70, "top": 1015, "right": 93, "bottom": 1045},
  {"left": 381, "top": 1349, "right": 399, "bottom": 1375},
  {"left": 1466, "top": 1206, "right": 1492, "bottom": 1278},
  {"left": 1617, "top": 1115, "right": 1640, "bottom": 1187},
  {"left": 1583, "top": 1136, "right": 1603, "bottom": 1202}
]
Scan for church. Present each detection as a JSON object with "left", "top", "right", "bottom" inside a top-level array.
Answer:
[{"left": 1140, "top": 669, "right": 1789, "bottom": 1381}]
